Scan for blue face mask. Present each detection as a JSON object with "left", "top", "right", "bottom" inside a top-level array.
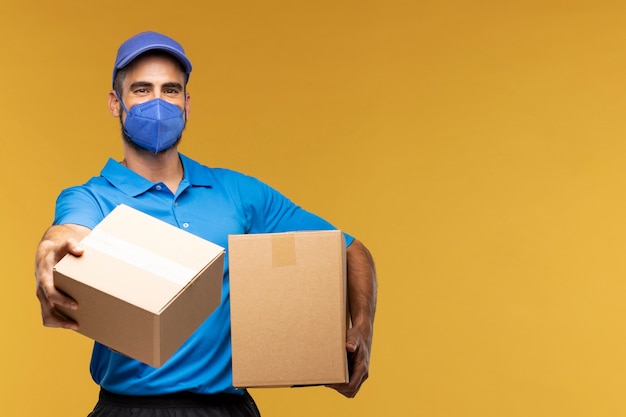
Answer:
[{"left": 118, "top": 96, "right": 186, "bottom": 153}]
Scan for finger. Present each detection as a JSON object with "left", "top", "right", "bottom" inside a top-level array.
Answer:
[
  {"left": 53, "top": 312, "right": 79, "bottom": 331},
  {"left": 345, "top": 326, "right": 366, "bottom": 353},
  {"left": 65, "top": 238, "right": 85, "bottom": 256},
  {"left": 36, "top": 287, "right": 78, "bottom": 330},
  {"left": 36, "top": 237, "right": 84, "bottom": 278},
  {"left": 346, "top": 337, "right": 359, "bottom": 353},
  {"left": 327, "top": 340, "right": 371, "bottom": 397},
  {"left": 326, "top": 377, "right": 362, "bottom": 398},
  {"left": 36, "top": 281, "right": 78, "bottom": 332},
  {"left": 42, "top": 310, "right": 79, "bottom": 330},
  {"left": 326, "top": 357, "right": 368, "bottom": 398},
  {"left": 38, "top": 278, "right": 78, "bottom": 311},
  {"left": 35, "top": 240, "right": 80, "bottom": 310}
]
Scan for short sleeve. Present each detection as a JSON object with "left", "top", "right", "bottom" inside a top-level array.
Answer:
[
  {"left": 231, "top": 173, "right": 355, "bottom": 246},
  {"left": 54, "top": 187, "right": 105, "bottom": 229}
]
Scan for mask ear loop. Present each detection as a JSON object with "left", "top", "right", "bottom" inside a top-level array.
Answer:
[
  {"left": 115, "top": 92, "right": 130, "bottom": 115},
  {"left": 116, "top": 92, "right": 136, "bottom": 145}
]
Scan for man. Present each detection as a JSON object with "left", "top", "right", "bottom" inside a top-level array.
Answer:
[{"left": 34, "top": 31, "right": 376, "bottom": 417}]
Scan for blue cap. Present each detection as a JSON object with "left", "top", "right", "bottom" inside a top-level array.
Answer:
[{"left": 112, "top": 31, "right": 192, "bottom": 87}]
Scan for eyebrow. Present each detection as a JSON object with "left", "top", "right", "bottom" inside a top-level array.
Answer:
[
  {"left": 162, "top": 82, "right": 184, "bottom": 90},
  {"left": 129, "top": 81, "right": 184, "bottom": 90},
  {"left": 129, "top": 81, "right": 153, "bottom": 90}
]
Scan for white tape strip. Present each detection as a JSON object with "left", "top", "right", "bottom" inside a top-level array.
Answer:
[{"left": 82, "top": 229, "right": 196, "bottom": 287}]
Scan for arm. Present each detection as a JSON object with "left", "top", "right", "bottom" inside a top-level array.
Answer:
[
  {"left": 328, "top": 238, "right": 377, "bottom": 398},
  {"left": 34, "top": 223, "right": 91, "bottom": 330}
]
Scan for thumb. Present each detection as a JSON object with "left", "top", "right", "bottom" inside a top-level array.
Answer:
[
  {"left": 66, "top": 238, "right": 85, "bottom": 256},
  {"left": 346, "top": 335, "right": 360, "bottom": 353}
]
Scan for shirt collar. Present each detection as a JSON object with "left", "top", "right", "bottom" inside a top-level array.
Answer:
[
  {"left": 179, "top": 153, "right": 213, "bottom": 187},
  {"left": 100, "top": 153, "right": 212, "bottom": 197}
]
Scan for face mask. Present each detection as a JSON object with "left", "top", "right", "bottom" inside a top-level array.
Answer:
[{"left": 118, "top": 95, "right": 186, "bottom": 153}]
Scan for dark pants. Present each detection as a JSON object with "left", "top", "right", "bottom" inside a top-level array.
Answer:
[{"left": 87, "top": 389, "right": 262, "bottom": 417}]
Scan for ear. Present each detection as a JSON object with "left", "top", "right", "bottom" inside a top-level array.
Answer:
[
  {"left": 108, "top": 90, "right": 122, "bottom": 118},
  {"left": 184, "top": 92, "right": 191, "bottom": 119}
]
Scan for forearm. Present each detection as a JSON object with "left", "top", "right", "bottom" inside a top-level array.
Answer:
[
  {"left": 346, "top": 239, "right": 377, "bottom": 338},
  {"left": 328, "top": 238, "right": 377, "bottom": 397}
]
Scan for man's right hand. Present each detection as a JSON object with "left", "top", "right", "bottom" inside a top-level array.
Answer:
[{"left": 34, "top": 224, "right": 90, "bottom": 330}]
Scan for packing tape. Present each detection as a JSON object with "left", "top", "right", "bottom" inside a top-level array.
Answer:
[{"left": 82, "top": 229, "right": 197, "bottom": 287}]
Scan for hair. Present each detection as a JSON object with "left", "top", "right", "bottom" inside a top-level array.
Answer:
[{"left": 113, "top": 50, "right": 188, "bottom": 96}]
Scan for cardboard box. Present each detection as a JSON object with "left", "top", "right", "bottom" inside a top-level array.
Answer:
[
  {"left": 228, "top": 230, "right": 348, "bottom": 387},
  {"left": 54, "top": 204, "right": 225, "bottom": 368}
]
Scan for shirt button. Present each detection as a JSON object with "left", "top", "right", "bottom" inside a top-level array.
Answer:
[
  {"left": 182, "top": 222, "right": 189, "bottom": 228},
  {"left": 174, "top": 202, "right": 179, "bottom": 207},
  {"left": 156, "top": 185, "right": 163, "bottom": 191}
]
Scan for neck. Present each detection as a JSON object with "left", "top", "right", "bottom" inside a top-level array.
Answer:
[{"left": 122, "top": 146, "right": 183, "bottom": 193}]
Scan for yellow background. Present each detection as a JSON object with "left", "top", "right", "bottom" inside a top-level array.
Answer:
[{"left": 3, "top": 0, "right": 626, "bottom": 416}]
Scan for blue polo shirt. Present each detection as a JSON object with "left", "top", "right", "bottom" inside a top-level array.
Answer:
[{"left": 54, "top": 153, "right": 353, "bottom": 395}]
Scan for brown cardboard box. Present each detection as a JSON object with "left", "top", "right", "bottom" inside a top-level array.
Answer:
[
  {"left": 53, "top": 204, "right": 225, "bottom": 368},
  {"left": 228, "top": 230, "right": 348, "bottom": 387}
]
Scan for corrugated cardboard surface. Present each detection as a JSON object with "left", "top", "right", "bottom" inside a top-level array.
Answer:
[
  {"left": 54, "top": 204, "right": 224, "bottom": 367},
  {"left": 229, "top": 230, "right": 348, "bottom": 387}
]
